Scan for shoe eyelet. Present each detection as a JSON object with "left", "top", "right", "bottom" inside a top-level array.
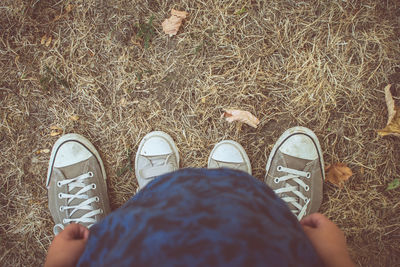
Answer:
[
  {"left": 59, "top": 206, "right": 64, "bottom": 212},
  {"left": 91, "top": 184, "right": 96, "bottom": 189},
  {"left": 58, "top": 193, "right": 63, "bottom": 199},
  {"left": 95, "top": 196, "right": 99, "bottom": 202},
  {"left": 277, "top": 166, "right": 283, "bottom": 171},
  {"left": 88, "top": 171, "right": 94, "bottom": 177},
  {"left": 305, "top": 185, "right": 310, "bottom": 191},
  {"left": 306, "top": 172, "right": 311, "bottom": 178},
  {"left": 274, "top": 178, "right": 280, "bottom": 183},
  {"left": 57, "top": 181, "right": 62, "bottom": 187}
]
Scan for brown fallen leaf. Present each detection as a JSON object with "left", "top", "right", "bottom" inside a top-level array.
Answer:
[
  {"left": 53, "top": 4, "right": 74, "bottom": 22},
  {"left": 69, "top": 115, "right": 79, "bottom": 121},
  {"left": 45, "top": 35, "right": 52, "bottom": 47},
  {"left": 50, "top": 131, "right": 62, "bottom": 136},
  {"left": 41, "top": 34, "right": 52, "bottom": 47},
  {"left": 171, "top": 9, "right": 188, "bottom": 18},
  {"left": 221, "top": 109, "right": 260, "bottom": 128},
  {"left": 120, "top": 97, "right": 127, "bottom": 107},
  {"left": 50, "top": 125, "right": 62, "bottom": 130},
  {"left": 40, "top": 34, "right": 47, "bottom": 45},
  {"left": 50, "top": 125, "right": 63, "bottom": 136},
  {"left": 325, "top": 163, "right": 353, "bottom": 188},
  {"left": 36, "top": 148, "right": 50, "bottom": 154},
  {"left": 377, "top": 84, "right": 400, "bottom": 137},
  {"left": 65, "top": 4, "right": 74, "bottom": 14},
  {"left": 162, "top": 9, "right": 188, "bottom": 37}
]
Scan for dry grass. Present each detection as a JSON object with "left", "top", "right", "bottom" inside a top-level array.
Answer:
[{"left": 1, "top": 0, "right": 400, "bottom": 265}]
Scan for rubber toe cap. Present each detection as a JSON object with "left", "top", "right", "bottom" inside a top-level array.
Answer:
[
  {"left": 141, "top": 137, "right": 172, "bottom": 156},
  {"left": 54, "top": 141, "right": 92, "bottom": 168},
  {"left": 211, "top": 142, "right": 244, "bottom": 163},
  {"left": 279, "top": 134, "right": 318, "bottom": 160}
]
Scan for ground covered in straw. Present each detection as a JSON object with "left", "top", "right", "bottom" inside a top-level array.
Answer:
[{"left": 1, "top": 0, "right": 399, "bottom": 266}]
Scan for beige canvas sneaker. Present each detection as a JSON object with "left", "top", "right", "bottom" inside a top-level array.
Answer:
[
  {"left": 265, "top": 127, "right": 325, "bottom": 220},
  {"left": 135, "top": 131, "right": 180, "bottom": 190},
  {"left": 46, "top": 134, "right": 110, "bottom": 235},
  {"left": 208, "top": 140, "right": 252, "bottom": 175}
]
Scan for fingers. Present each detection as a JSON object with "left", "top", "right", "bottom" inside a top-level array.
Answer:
[
  {"left": 70, "top": 237, "right": 90, "bottom": 253},
  {"left": 300, "top": 214, "right": 354, "bottom": 267},
  {"left": 59, "top": 223, "right": 89, "bottom": 240},
  {"left": 301, "top": 224, "right": 314, "bottom": 236},
  {"left": 79, "top": 224, "right": 90, "bottom": 240},
  {"left": 300, "top": 212, "right": 327, "bottom": 228}
]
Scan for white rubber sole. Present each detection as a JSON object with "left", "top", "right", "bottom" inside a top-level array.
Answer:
[
  {"left": 264, "top": 126, "right": 325, "bottom": 181},
  {"left": 135, "top": 131, "right": 180, "bottom": 189},
  {"left": 46, "top": 133, "right": 107, "bottom": 188},
  {"left": 207, "top": 140, "right": 252, "bottom": 175}
]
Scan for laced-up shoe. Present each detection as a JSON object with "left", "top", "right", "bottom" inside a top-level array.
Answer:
[
  {"left": 47, "top": 134, "right": 111, "bottom": 234},
  {"left": 135, "top": 131, "right": 180, "bottom": 190},
  {"left": 265, "top": 127, "right": 325, "bottom": 220},
  {"left": 208, "top": 140, "right": 251, "bottom": 174}
]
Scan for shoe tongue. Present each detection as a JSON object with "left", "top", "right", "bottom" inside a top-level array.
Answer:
[{"left": 282, "top": 153, "right": 310, "bottom": 171}]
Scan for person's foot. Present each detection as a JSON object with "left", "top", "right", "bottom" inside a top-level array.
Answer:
[
  {"left": 208, "top": 140, "right": 252, "bottom": 174},
  {"left": 46, "top": 134, "right": 111, "bottom": 235},
  {"left": 135, "top": 131, "right": 179, "bottom": 190},
  {"left": 265, "top": 127, "right": 325, "bottom": 220}
]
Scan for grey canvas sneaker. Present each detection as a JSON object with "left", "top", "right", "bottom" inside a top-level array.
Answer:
[
  {"left": 265, "top": 127, "right": 325, "bottom": 220},
  {"left": 208, "top": 140, "right": 252, "bottom": 175},
  {"left": 135, "top": 131, "right": 180, "bottom": 190},
  {"left": 46, "top": 134, "right": 111, "bottom": 235}
]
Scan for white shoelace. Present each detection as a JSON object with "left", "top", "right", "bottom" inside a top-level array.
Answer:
[
  {"left": 136, "top": 154, "right": 174, "bottom": 193},
  {"left": 53, "top": 171, "right": 102, "bottom": 234},
  {"left": 273, "top": 165, "right": 311, "bottom": 220},
  {"left": 142, "top": 154, "right": 173, "bottom": 179}
]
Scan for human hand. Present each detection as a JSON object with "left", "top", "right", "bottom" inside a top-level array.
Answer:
[
  {"left": 44, "top": 223, "right": 89, "bottom": 267},
  {"left": 300, "top": 213, "right": 355, "bottom": 267}
]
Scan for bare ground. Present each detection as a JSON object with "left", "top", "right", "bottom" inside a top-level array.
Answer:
[{"left": 1, "top": 0, "right": 400, "bottom": 266}]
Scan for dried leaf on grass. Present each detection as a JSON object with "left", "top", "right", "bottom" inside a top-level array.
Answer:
[
  {"left": 65, "top": 4, "right": 74, "bottom": 13},
  {"left": 325, "top": 163, "right": 353, "bottom": 188},
  {"left": 53, "top": 4, "right": 74, "bottom": 22},
  {"left": 40, "top": 34, "right": 52, "bottom": 47},
  {"left": 386, "top": 179, "right": 400, "bottom": 191},
  {"left": 221, "top": 109, "right": 260, "bottom": 128},
  {"left": 171, "top": 9, "right": 188, "bottom": 18},
  {"left": 162, "top": 9, "right": 188, "bottom": 37},
  {"left": 69, "top": 115, "right": 79, "bottom": 121},
  {"left": 377, "top": 84, "right": 400, "bottom": 137},
  {"left": 40, "top": 35, "right": 47, "bottom": 45},
  {"left": 120, "top": 98, "right": 127, "bottom": 107},
  {"left": 45, "top": 36, "right": 52, "bottom": 47},
  {"left": 36, "top": 148, "right": 50, "bottom": 154},
  {"left": 50, "top": 125, "right": 63, "bottom": 136},
  {"left": 50, "top": 131, "right": 61, "bottom": 136}
]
